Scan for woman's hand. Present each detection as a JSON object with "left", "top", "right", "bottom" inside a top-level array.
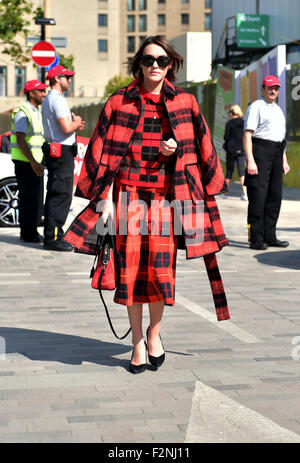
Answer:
[{"left": 161, "top": 138, "right": 177, "bottom": 156}]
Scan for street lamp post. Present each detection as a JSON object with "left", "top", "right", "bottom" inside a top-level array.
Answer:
[{"left": 34, "top": 17, "right": 56, "bottom": 83}]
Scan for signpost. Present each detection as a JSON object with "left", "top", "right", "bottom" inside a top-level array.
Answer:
[
  {"left": 34, "top": 17, "right": 56, "bottom": 83},
  {"left": 236, "top": 14, "right": 269, "bottom": 49}
]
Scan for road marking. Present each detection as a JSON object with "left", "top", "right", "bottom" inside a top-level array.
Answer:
[
  {"left": 175, "top": 293, "right": 261, "bottom": 344},
  {"left": 66, "top": 272, "right": 89, "bottom": 276},
  {"left": 185, "top": 380, "right": 300, "bottom": 443},
  {"left": 0, "top": 280, "right": 40, "bottom": 286},
  {"left": 0, "top": 273, "right": 31, "bottom": 277},
  {"left": 273, "top": 269, "right": 300, "bottom": 273}
]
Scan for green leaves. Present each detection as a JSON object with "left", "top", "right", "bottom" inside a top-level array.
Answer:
[
  {"left": 0, "top": 0, "right": 38, "bottom": 66},
  {"left": 103, "top": 74, "right": 133, "bottom": 99}
]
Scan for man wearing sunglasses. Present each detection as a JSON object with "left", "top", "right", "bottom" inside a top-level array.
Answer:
[
  {"left": 42, "top": 65, "right": 85, "bottom": 251},
  {"left": 11, "top": 80, "right": 47, "bottom": 243},
  {"left": 244, "top": 75, "right": 290, "bottom": 250}
]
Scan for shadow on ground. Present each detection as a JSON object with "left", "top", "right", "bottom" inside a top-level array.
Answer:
[
  {"left": 0, "top": 233, "right": 41, "bottom": 249},
  {"left": 0, "top": 327, "right": 190, "bottom": 371},
  {"left": 254, "top": 250, "right": 300, "bottom": 270},
  {"left": 0, "top": 327, "right": 131, "bottom": 369}
]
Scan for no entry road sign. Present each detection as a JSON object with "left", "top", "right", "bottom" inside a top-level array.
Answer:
[{"left": 31, "top": 41, "right": 57, "bottom": 67}]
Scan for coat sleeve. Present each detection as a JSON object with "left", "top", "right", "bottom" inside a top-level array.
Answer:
[
  {"left": 75, "top": 98, "right": 113, "bottom": 199},
  {"left": 191, "top": 96, "right": 227, "bottom": 196}
]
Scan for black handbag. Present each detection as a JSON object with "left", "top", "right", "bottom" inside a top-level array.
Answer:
[{"left": 90, "top": 232, "right": 131, "bottom": 340}]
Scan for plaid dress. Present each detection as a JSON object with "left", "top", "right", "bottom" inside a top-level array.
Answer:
[
  {"left": 114, "top": 182, "right": 177, "bottom": 306},
  {"left": 114, "top": 87, "right": 177, "bottom": 306}
]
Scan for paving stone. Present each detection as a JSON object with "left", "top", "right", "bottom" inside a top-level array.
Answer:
[{"left": 0, "top": 185, "right": 300, "bottom": 442}]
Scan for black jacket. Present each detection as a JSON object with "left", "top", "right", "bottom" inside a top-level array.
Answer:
[{"left": 223, "top": 117, "right": 244, "bottom": 154}]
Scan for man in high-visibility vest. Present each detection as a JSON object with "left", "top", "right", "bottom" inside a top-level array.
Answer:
[{"left": 11, "top": 79, "right": 47, "bottom": 242}]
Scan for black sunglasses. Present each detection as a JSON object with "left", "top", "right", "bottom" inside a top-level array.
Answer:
[
  {"left": 141, "top": 54, "right": 172, "bottom": 68},
  {"left": 58, "top": 74, "right": 71, "bottom": 80}
]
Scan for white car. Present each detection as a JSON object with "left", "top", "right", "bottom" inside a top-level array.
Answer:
[
  {"left": 0, "top": 150, "right": 20, "bottom": 227},
  {"left": 0, "top": 135, "right": 89, "bottom": 228}
]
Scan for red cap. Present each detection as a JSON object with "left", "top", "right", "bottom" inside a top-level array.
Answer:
[
  {"left": 262, "top": 75, "right": 281, "bottom": 87},
  {"left": 46, "top": 65, "right": 75, "bottom": 80},
  {"left": 24, "top": 80, "right": 48, "bottom": 94}
]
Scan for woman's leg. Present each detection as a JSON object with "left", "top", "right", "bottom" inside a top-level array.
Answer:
[
  {"left": 127, "top": 303, "right": 146, "bottom": 365},
  {"left": 225, "top": 178, "right": 232, "bottom": 189},
  {"left": 240, "top": 175, "right": 247, "bottom": 196},
  {"left": 147, "top": 300, "right": 165, "bottom": 357}
]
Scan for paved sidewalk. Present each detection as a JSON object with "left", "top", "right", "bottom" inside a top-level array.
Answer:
[{"left": 0, "top": 182, "right": 299, "bottom": 443}]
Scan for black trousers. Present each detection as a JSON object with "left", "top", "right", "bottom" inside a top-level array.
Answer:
[
  {"left": 43, "top": 143, "right": 75, "bottom": 243},
  {"left": 14, "top": 160, "right": 44, "bottom": 240},
  {"left": 244, "top": 137, "right": 284, "bottom": 244}
]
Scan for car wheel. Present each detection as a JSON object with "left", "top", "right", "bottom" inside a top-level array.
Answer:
[{"left": 0, "top": 177, "right": 19, "bottom": 227}]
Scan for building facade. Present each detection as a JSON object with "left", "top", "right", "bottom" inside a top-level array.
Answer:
[{"left": 0, "top": 0, "right": 212, "bottom": 100}]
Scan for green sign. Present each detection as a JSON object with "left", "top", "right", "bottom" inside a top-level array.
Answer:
[{"left": 236, "top": 14, "right": 269, "bottom": 48}]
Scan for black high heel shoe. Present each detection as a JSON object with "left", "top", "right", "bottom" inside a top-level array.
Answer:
[
  {"left": 146, "top": 326, "right": 165, "bottom": 369},
  {"left": 129, "top": 341, "right": 147, "bottom": 374}
]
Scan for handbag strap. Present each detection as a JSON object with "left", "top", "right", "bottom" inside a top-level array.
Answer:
[
  {"left": 97, "top": 232, "right": 131, "bottom": 340},
  {"left": 98, "top": 266, "right": 132, "bottom": 340}
]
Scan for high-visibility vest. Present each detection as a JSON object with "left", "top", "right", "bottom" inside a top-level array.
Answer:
[{"left": 11, "top": 101, "right": 44, "bottom": 163}]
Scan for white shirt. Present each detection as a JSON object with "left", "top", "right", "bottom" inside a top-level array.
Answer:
[
  {"left": 244, "top": 98, "right": 286, "bottom": 142},
  {"left": 42, "top": 89, "right": 75, "bottom": 145}
]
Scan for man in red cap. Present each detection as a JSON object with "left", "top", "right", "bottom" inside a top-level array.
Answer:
[
  {"left": 243, "top": 75, "right": 290, "bottom": 250},
  {"left": 42, "top": 65, "right": 85, "bottom": 251},
  {"left": 11, "top": 79, "right": 48, "bottom": 242}
]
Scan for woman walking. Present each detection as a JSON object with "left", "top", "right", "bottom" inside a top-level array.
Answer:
[
  {"left": 64, "top": 36, "right": 230, "bottom": 374},
  {"left": 223, "top": 104, "right": 247, "bottom": 200}
]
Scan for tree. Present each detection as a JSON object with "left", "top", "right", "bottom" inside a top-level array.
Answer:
[
  {"left": 59, "top": 53, "right": 74, "bottom": 70},
  {"left": 0, "top": 0, "right": 39, "bottom": 66},
  {"left": 103, "top": 74, "right": 133, "bottom": 99}
]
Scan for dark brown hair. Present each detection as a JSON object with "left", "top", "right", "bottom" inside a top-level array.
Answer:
[{"left": 129, "top": 35, "right": 184, "bottom": 82}]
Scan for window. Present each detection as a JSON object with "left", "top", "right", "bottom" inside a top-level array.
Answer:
[
  {"left": 139, "top": 0, "right": 147, "bottom": 9},
  {"left": 98, "top": 14, "right": 107, "bottom": 27},
  {"left": 205, "top": 0, "right": 211, "bottom": 8},
  {"left": 139, "top": 36, "right": 146, "bottom": 46},
  {"left": 128, "top": 36, "right": 135, "bottom": 53},
  {"left": 205, "top": 13, "right": 211, "bottom": 30},
  {"left": 128, "top": 15, "right": 135, "bottom": 32},
  {"left": 158, "top": 0, "right": 165, "bottom": 3},
  {"left": 128, "top": 0, "right": 135, "bottom": 10},
  {"left": 158, "top": 14, "right": 166, "bottom": 26},
  {"left": 181, "top": 13, "right": 189, "bottom": 25},
  {"left": 0, "top": 66, "right": 7, "bottom": 97},
  {"left": 139, "top": 14, "right": 147, "bottom": 31},
  {"left": 15, "top": 66, "right": 26, "bottom": 96},
  {"left": 181, "top": 0, "right": 189, "bottom": 3},
  {"left": 98, "top": 39, "right": 108, "bottom": 52}
]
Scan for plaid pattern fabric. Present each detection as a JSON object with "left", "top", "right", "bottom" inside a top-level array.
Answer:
[
  {"left": 203, "top": 254, "right": 230, "bottom": 321},
  {"left": 64, "top": 78, "right": 230, "bottom": 321},
  {"left": 118, "top": 88, "right": 174, "bottom": 188},
  {"left": 114, "top": 181, "right": 177, "bottom": 306}
]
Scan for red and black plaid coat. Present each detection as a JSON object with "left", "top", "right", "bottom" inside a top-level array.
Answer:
[{"left": 64, "top": 78, "right": 230, "bottom": 321}]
